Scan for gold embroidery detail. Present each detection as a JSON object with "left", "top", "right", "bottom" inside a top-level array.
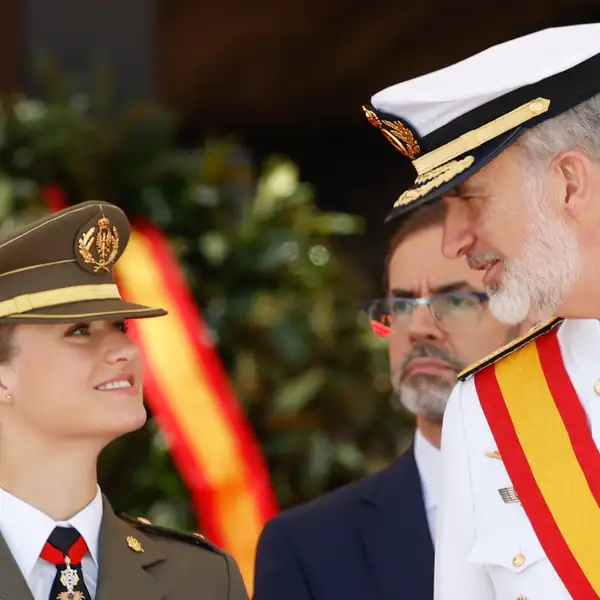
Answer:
[
  {"left": 394, "top": 156, "right": 475, "bottom": 207},
  {"left": 457, "top": 317, "right": 563, "bottom": 380},
  {"left": 77, "top": 215, "right": 119, "bottom": 272},
  {"left": 362, "top": 106, "right": 421, "bottom": 159},
  {"left": 127, "top": 536, "right": 144, "bottom": 552},
  {"left": 412, "top": 97, "right": 550, "bottom": 175}
]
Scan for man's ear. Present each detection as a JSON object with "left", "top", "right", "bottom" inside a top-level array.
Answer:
[{"left": 552, "top": 150, "right": 595, "bottom": 220}]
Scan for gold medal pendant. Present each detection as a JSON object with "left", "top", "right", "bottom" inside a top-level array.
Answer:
[{"left": 55, "top": 556, "right": 85, "bottom": 600}]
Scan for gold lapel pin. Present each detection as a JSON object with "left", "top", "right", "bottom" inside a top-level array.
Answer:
[
  {"left": 127, "top": 536, "right": 144, "bottom": 552},
  {"left": 484, "top": 450, "right": 502, "bottom": 460}
]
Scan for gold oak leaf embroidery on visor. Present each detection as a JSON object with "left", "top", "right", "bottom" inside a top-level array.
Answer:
[{"left": 394, "top": 156, "right": 475, "bottom": 207}]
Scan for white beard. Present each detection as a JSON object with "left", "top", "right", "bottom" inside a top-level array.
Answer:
[
  {"left": 396, "top": 377, "right": 453, "bottom": 423},
  {"left": 487, "top": 192, "right": 580, "bottom": 325}
]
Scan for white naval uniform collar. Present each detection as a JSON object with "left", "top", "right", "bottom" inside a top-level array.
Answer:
[
  {"left": 556, "top": 318, "right": 600, "bottom": 445},
  {"left": 414, "top": 428, "right": 441, "bottom": 543},
  {"left": 0, "top": 484, "right": 103, "bottom": 581}
]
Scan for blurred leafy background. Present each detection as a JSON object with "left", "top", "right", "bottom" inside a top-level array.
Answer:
[{"left": 0, "top": 64, "right": 414, "bottom": 530}]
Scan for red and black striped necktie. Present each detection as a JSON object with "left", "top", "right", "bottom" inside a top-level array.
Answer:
[{"left": 40, "top": 526, "right": 91, "bottom": 600}]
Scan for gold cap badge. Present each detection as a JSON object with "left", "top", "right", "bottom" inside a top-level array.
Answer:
[
  {"left": 362, "top": 106, "right": 421, "bottom": 160},
  {"left": 77, "top": 214, "right": 120, "bottom": 273},
  {"left": 127, "top": 536, "right": 144, "bottom": 552}
]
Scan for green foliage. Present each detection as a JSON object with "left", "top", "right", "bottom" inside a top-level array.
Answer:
[{"left": 0, "top": 67, "right": 413, "bottom": 529}]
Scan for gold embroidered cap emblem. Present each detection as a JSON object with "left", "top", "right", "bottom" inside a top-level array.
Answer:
[
  {"left": 127, "top": 535, "right": 144, "bottom": 552},
  {"left": 362, "top": 106, "right": 421, "bottom": 160},
  {"left": 77, "top": 214, "right": 120, "bottom": 272}
]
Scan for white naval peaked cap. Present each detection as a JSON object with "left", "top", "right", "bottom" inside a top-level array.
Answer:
[{"left": 362, "top": 24, "right": 600, "bottom": 222}]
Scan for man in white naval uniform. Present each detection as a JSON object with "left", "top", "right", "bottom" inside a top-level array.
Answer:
[
  {"left": 362, "top": 22, "right": 600, "bottom": 600},
  {"left": 436, "top": 317, "right": 600, "bottom": 599}
]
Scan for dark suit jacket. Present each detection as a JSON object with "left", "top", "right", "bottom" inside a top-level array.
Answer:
[
  {"left": 0, "top": 496, "right": 248, "bottom": 600},
  {"left": 253, "top": 446, "right": 434, "bottom": 600}
]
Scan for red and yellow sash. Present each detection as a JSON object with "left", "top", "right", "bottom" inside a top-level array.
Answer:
[{"left": 475, "top": 326, "right": 600, "bottom": 599}]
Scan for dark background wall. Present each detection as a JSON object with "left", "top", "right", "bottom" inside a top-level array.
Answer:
[{"left": 4, "top": 0, "right": 600, "bottom": 286}]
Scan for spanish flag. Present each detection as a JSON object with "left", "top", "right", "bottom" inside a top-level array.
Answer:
[{"left": 42, "top": 187, "right": 278, "bottom": 593}]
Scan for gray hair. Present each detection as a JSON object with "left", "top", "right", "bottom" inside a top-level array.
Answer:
[{"left": 516, "top": 92, "right": 600, "bottom": 166}]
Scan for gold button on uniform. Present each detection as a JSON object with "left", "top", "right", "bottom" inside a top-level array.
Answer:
[
  {"left": 512, "top": 553, "right": 525, "bottom": 568},
  {"left": 594, "top": 379, "right": 600, "bottom": 396}
]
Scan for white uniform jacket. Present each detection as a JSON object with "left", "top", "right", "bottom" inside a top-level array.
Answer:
[{"left": 434, "top": 318, "right": 600, "bottom": 600}]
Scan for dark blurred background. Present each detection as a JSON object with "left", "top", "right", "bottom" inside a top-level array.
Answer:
[{"left": 3, "top": 0, "right": 599, "bottom": 284}]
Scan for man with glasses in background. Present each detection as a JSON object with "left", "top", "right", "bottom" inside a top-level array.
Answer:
[{"left": 252, "top": 202, "right": 530, "bottom": 600}]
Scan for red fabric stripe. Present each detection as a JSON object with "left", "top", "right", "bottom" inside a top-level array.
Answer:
[
  {"left": 133, "top": 221, "right": 278, "bottom": 520},
  {"left": 41, "top": 535, "right": 88, "bottom": 565},
  {"left": 475, "top": 367, "right": 597, "bottom": 599},
  {"left": 536, "top": 332, "right": 600, "bottom": 505}
]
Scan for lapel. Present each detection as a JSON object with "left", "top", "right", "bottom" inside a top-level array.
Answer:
[
  {"left": 0, "top": 531, "right": 35, "bottom": 600},
  {"left": 95, "top": 497, "right": 167, "bottom": 600},
  {"left": 357, "top": 445, "right": 434, "bottom": 600}
]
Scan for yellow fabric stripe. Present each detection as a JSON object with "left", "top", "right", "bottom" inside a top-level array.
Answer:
[
  {"left": 116, "top": 230, "right": 260, "bottom": 593},
  {"left": 496, "top": 343, "right": 600, "bottom": 592},
  {"left": 0, "top": 283, "right": 121, "bottom": 317}
]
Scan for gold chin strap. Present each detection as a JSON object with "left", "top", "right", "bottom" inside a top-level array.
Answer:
[{"left": 0, "top": 283, "right": 121, "bottom": 318}]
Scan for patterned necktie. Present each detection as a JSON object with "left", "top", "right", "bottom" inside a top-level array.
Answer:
[{"left": 40, "top": 526, "right": 91, "bottom": 600}]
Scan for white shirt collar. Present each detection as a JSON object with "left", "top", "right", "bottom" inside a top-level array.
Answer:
[
  {"left": 414, "top": 428, "right": 441, "bottom": 511},
  {"left": 0, "top": 485, "right": 103, "bottom": 579}
]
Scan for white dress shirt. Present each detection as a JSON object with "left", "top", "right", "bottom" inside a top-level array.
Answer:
[
  {"left": 434, "top": 318, "right": 600, "bottom": 600},
  {"left": 414, "top": 428, "right": 441, "bottom": 545},
  {"left": 0, "top": 485, "right": 103, "bottom": 600}
]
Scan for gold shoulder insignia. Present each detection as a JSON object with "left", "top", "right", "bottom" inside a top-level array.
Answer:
[
  {"left": 120, "top": 514, "right": 223, "bottom": 554},
  {"left": 457, "top": 317, "right": 564, "bottom": 382}
]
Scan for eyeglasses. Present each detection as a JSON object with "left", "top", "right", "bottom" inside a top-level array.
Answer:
[{"left": 367, "top": 291, "right": 489, "bottom": 336}]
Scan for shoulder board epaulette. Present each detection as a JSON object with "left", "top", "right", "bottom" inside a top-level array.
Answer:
[
  {"left": 120, "top": 514, "right": 223, "bottom": 554},
  {"left": 457, "top": 316, "right": 564, "bottom": 382}
]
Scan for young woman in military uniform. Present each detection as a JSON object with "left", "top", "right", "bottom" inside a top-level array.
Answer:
[{"left": 0, "top": 201, "right": 248, "bottom": 600}]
